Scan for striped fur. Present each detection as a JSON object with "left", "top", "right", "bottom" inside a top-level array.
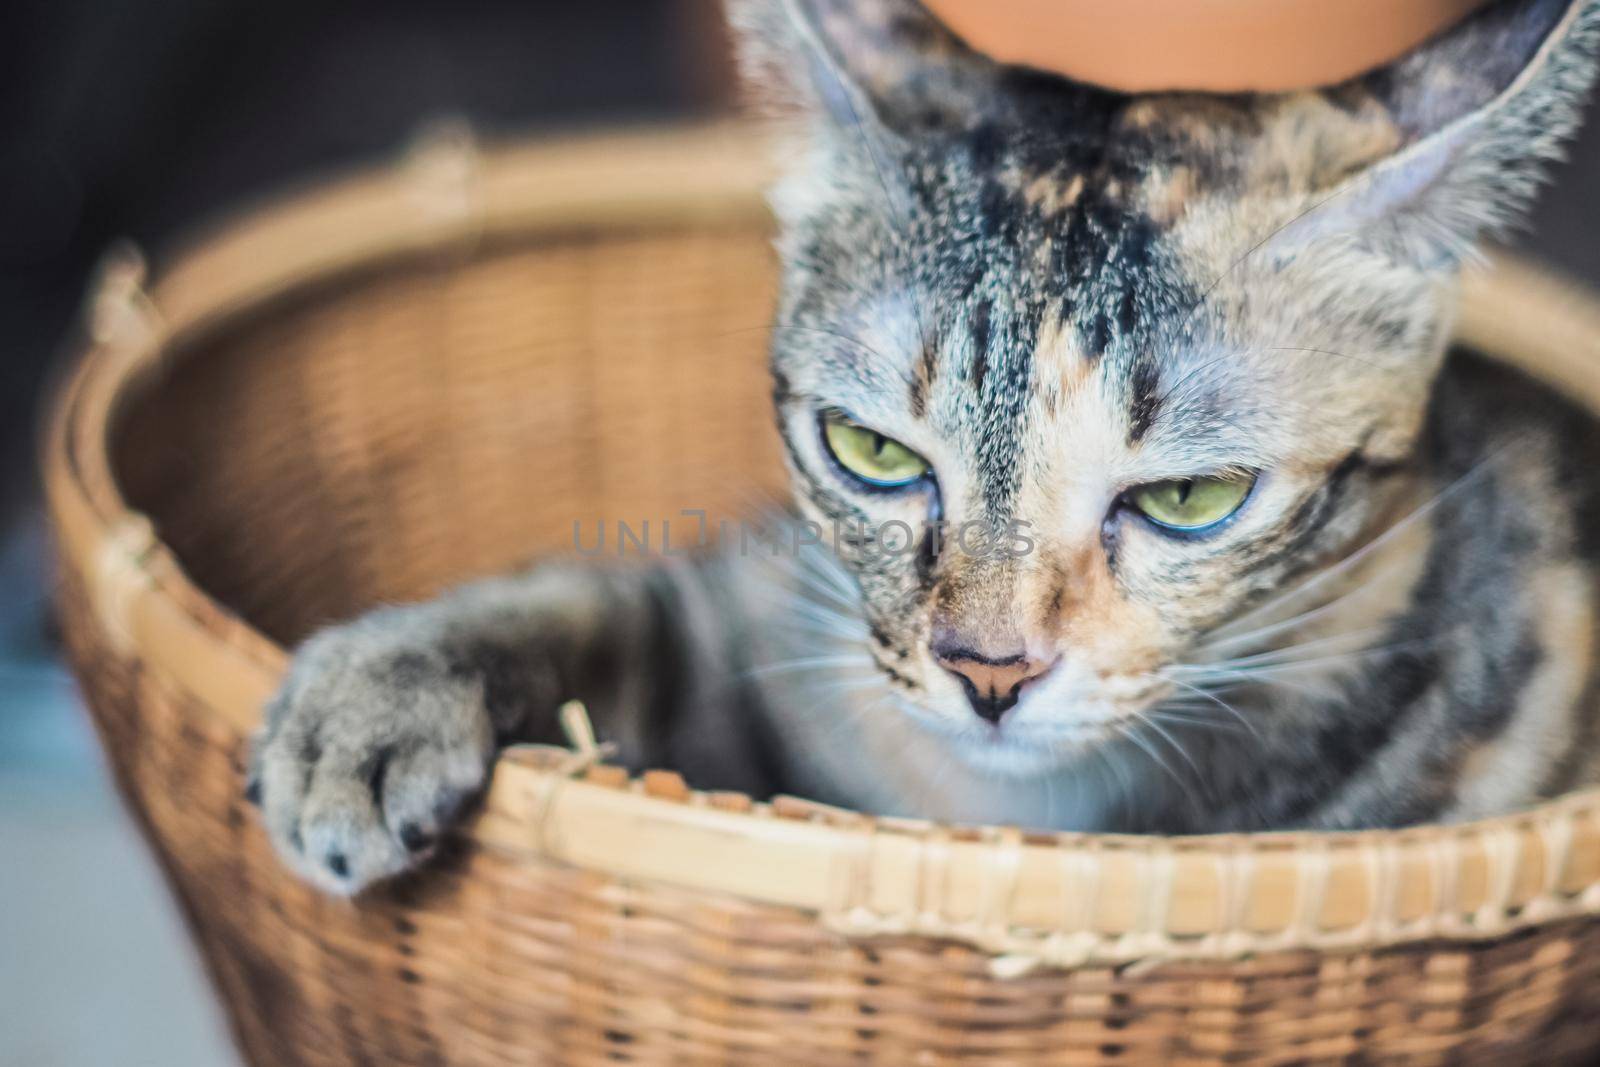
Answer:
[{"left": 253, "top": 0, "right": 1600, "bottom": 894}]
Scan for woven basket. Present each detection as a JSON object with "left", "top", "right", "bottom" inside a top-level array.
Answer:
[{"left": 42, "top": 123, "right": 1600, "bottom": 1065}]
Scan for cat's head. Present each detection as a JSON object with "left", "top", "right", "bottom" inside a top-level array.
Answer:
[{"left": 731, "top": 0, "right": 1599, "bottom": 766}]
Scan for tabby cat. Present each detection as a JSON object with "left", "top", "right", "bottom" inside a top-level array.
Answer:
[{"left": 251, "top": 0, "right": 1600, "bottom": 894}]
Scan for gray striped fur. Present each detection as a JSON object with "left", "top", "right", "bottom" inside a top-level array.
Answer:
[{"left": 253, "top": 0, "right": 1600, "bottom": 894}]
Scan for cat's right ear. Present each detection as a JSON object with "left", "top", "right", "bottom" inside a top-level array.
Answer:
[
  {"left": 1269, "top": 0, "right": 1600, "bottom": 264},
  {"left": 723, "top": 0, "right": 999, "bottom": 139}
]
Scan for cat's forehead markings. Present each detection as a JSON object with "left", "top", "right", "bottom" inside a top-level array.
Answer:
[
  {"left": 908, "top": 339, "right": 938, "bottom": 419},
  {"left": 1020, "top": 170, "right": 1086, "bottom": 217},
  {"left": 1137, "top": 165, "right": 1200, "bottom": 227},
  {"left": 1117, "top": 90, "right": 1406, "bottom": 202},
  {"left": 1126, "top": 359, "right": 1162, "bottom": 445},
  {"left": 967, "top": 299, "right": 993, "bottom": 392},
  {"left": 1032, "top": 311, "right": 1093, "bottom": 397},
  {"left": 1117, "top": 95, "right": 1246, "bottom": 158},
  {"left": 1250, "top": 91, "right": 1404, "bottom": 191}
]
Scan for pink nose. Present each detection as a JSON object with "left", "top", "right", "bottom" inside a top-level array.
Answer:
[{"left": 933, "top": 647, "right": 1053, "bottom": 724}]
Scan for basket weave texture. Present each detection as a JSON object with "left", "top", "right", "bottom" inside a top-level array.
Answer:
[{"left": 43, "top": 125, "right": 1600, "bottom": 1065}]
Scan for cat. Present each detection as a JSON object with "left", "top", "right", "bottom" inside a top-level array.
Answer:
[{"left": 250, "top": 0, "right": 1600, "bottom": 895}]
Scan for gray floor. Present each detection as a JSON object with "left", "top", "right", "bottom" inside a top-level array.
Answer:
[{"left": 0, "top": 520, "right": 240, "bottom": 1067}]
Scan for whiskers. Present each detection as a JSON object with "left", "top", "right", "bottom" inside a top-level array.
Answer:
[
  {"left": 1153, "top": 585, "right": 1406, "bottom": 742},
  {"left": 1207, "top": 451, "right": 1502, "bottom": 651},
  {"left": 1142, "top": 454, "right": 1501, "bottom": 751},
  {"left": 1169, "top": 626, "right": 1406, "bottom": 701},
  {"left": 731, "top": 503, "right": 893, "bottom": 703}
]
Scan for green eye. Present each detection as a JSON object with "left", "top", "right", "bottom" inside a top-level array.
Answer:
[
  {"left": 822, "top": 415, "right": 930, "bottom": 488},
  {"left": 1130, "top": 473, "right": 1255, "bottom": 532}
]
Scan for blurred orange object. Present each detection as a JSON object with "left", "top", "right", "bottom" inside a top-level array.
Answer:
[{"left": 921, "top": 0, "right": 1490, "bottom": 92}]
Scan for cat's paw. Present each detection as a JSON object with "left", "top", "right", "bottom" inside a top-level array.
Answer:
[{"left": 247, "top": 624, "right": 495, "bottom": 895}]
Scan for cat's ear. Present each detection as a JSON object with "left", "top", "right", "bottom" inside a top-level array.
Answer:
[
  {"left": 1284, "top": 0, "right": 1600, "bottom": 263},
  {"left": 724, "top": 0, "right": 999, "bottom": 138}
]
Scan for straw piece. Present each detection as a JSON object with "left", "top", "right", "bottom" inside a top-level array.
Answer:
[{"left": 558, "top": 699, "right": 599, "bottom": 758}]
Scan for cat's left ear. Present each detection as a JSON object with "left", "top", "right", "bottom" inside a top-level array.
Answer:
[
  {"left": 724, "top": 0, "right": 1000, "bottom": 138},
  {"left": 1284, "top": 0, "right": 1600, "bottom": 263}
]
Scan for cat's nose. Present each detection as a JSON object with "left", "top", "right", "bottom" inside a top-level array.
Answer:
[{"left": 932, "top": 645, "right": 1053, "bottom": 724}]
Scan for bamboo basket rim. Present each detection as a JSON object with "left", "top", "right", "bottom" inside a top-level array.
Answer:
[{"left": 42, "top": 121, "right": 1600, "bottom": 972}]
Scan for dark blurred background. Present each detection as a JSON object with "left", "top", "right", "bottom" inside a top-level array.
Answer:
[
  {"left": 0, "top": 0, "right": 738, "bottom": 515},
  {"left": 0, "top": 4, "right": 733, "bottom": 1063},
  {"left": 0, "top": 3, "right": 1597, "bottom": 1064}
]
